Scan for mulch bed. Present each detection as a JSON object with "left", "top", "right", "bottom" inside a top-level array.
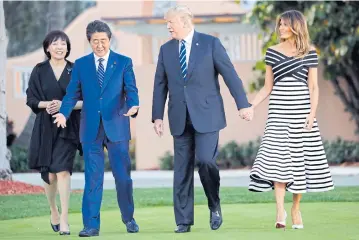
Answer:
[
  {"left": 0, "top": 180, "right": 83, "bottom": 195},
  {"left": 0, "top": 180, "right": 45, "bottom": 195}
]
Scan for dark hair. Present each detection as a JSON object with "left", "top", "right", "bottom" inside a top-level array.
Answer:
[
  {"left": 86, "top": 20, "right": 112, "bottom": 41},
  {"left": 42, "top": 30, "right": 71, "bottom": 59}
]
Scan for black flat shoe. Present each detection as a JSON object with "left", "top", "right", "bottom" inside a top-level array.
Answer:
[
  {"left": 50, "top": 221, "right": 60, "bottom": 232},
  {"left": 59, "top": 231, "right": 70, "bottom": 235},
  {"left": 50, "top": 208, "right": 60, "bottom": 232},
  {"left": 59, "top": 224, "right": 70, "bottom": 235}
]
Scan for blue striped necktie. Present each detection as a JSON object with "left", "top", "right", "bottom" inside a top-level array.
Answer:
[
  {"left": 97, "top": 58, "right": 105, "bottom": 88},
  {"left": 179, "top": 40, "right": 187, "bottom": 81}
]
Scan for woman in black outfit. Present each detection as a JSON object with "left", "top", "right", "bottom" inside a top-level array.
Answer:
[{"left": 26, "top": 30, "right": 82, "bottom": 235}]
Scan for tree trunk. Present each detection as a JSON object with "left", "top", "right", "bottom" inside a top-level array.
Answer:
[
  {"left": 14, "top": 1, "right": 66, "bottom": 149},
  {"left": 0, "top": 0, "right": 12, "bottom": 180}
]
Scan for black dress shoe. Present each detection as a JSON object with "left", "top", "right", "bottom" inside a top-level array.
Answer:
[
  {"left": 175, "top": 224, "right": 191, "bottom": 233},
  {"left": 50, "top": 221, "right": 60, "bottom": 232},
  {"left": 210, "top": 206, "right": 223, "bottom": 230},
  {"left": 124, "top": 219, "right": 139, "bottom": 233},
  {"left": 78, "top": 228, "right": 99, "bottom": 237}
]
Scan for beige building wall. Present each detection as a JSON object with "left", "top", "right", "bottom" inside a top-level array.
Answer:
[{"left": 5, "top": 0, "right": 357, "bottom": 170}]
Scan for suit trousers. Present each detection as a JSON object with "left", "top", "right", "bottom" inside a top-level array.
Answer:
[
  {"left": 173, "top": 110, "right": 220, "bottom": 226},
  {"left": 81, "top": 119, "right": 134, "bottom": 230}
]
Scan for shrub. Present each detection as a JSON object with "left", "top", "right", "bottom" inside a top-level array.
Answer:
[
  {"left": 158, "top": 138, "right": 359, "bottom": 170},
  {"left": 159, "top": 151, "right": 174, "bottom": 170},
  {"left": 10, "top": 146, "right": 29, "bottom": 173},
  {"left": 323, "top": 138, "right": 359, "bottom": 165}
]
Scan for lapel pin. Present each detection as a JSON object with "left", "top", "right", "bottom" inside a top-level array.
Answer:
[{"left": 66, "top": 67, "right": 72, "bottom": 75}]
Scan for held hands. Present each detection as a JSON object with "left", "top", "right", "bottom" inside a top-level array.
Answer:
[
  {"left": 124, "top": 106, "right": 139, "bottom": 117},
  {"left": 239, "top": 106, "right": 254, "bottom": 121},
  {"left": 153, "top": 119, "right": 164, "bottom": 137},
  {"left": 304, "top": 113, "right": 315, "bottom": 131},
  {"left": 53, "top": 113, "right": 67, "bottom": 128},
  {"left": 46, "top": 100, "right": 62, "bottom": 115}
]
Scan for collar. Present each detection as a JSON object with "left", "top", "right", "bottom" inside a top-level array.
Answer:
[
  {"left": 182, "top": 28, "right": 194, "bottom": 45},
  {"left": 94, "top": 50, "right": 110, "bottom": 62}
]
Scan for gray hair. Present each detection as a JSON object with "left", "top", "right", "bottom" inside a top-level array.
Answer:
[
  {"left": 86, "top": 20, "right": 112, "bottom": 41},
  {"left": 165, "top": 5, "right": 194, "bottom": 24}
]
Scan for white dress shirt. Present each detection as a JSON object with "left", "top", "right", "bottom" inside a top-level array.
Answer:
[
  {"left": 179, "top": 29, "right": 195, "bottom": 66},
  {"left": 94, "top": 50, "right": 110, "bottom": 72}
]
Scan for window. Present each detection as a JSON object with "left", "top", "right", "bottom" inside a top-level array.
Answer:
[
  {"left": 219, "top": 34, "right": 241, "bottom": 61},
  {"left": 218, "top": 33, "right": 262, "bottom": 61},
  {"left": 13, "top": 67, "right": 32, "bottom": 98}
]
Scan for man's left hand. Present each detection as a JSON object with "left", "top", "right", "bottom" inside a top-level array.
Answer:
[{"left": 124, "top": 106, "right": 139, "bottom": 116}]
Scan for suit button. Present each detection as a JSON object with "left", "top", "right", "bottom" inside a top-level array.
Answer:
[
  {"left": 184, "top": 86, "right": 186, "bottom": 88},
  {"left": 100, "top": 97, "right": 103, "bottom": 100},
  {"left": 183, "top": 101, "right": 186, "bottom": 104},
  {"left": 98, "top": 111, "right": 100, "bottom": 113}
]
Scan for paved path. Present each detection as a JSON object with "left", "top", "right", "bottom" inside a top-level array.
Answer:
[{"left": 12, "top": 167, "right": 359, "bottom": 189}]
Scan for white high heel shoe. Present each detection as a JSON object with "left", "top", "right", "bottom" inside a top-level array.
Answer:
[
  {"left": 275, "top": 210, "right": 287, "bottom": 229},
  {"left": 292, "top": 211, "right": 304, "bottom": 229}
]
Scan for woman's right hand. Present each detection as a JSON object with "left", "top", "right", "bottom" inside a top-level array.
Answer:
[
  {"left": 239, "top": 106, "right": 254, "bottom": 121},
  {"left": 46, "top": 100, "right": 61, "bottom": 115}
]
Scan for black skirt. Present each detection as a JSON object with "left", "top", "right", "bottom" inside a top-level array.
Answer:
[{"left": 49, "top": 135, "right": 77, "bottom": 174}]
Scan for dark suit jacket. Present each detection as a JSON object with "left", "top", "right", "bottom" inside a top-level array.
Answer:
[{"left": 152, "top": 31, "right": 250, "bottom": 136}]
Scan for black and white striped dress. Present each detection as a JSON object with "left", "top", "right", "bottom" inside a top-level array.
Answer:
[{"left": 248, "top": 48, "right": 334, "bottom": 193}]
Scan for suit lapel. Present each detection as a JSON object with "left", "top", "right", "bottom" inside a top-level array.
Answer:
[
  {"left": 101, "top": 50, "right": 117, "bottom": 94},
  {"left": 186, "top": 31, "right": 200, "bottom": 82}
]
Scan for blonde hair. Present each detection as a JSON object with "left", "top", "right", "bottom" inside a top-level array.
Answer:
[
  {"left": 165, "top": 5, "right": 194, "bottom": 26},
  {"left": 275, "top": 10, "right": 311, "bottom": 58}
]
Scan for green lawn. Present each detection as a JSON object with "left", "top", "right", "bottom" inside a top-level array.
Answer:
[
  {"left": 1, "top": 187, "right": 358, "bottom": 220},
  {"left": 0, "top": 203, "right": 358, "bottom": 240},
  {"left": 0, "top": 187, "right": 358, "bottom": 239}
]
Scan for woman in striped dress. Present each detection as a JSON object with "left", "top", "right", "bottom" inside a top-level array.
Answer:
[{"left": 248, "top": 10, "right": 334, "bottom": 229}]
